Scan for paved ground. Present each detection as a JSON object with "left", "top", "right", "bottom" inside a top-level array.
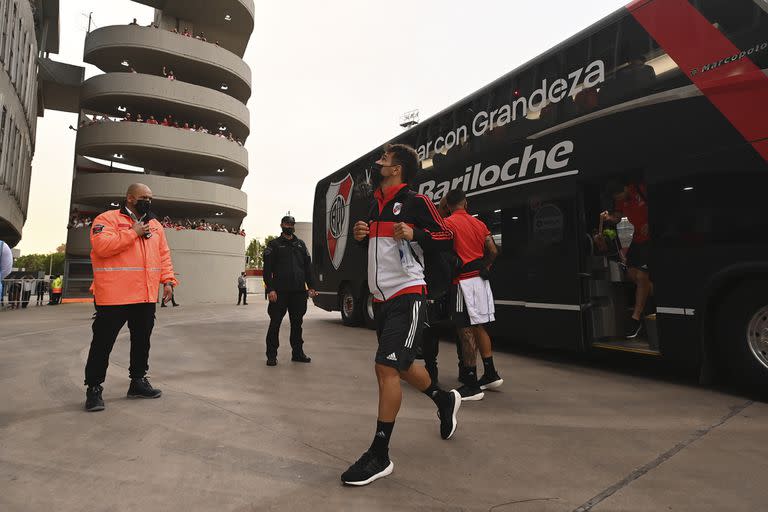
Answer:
[{"left": 1, "top": 298, "right": 766, "bottom": 512}]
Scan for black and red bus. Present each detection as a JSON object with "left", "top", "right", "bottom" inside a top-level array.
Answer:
[{"left": 312, "top": 0, "right": 768, "bottom": 387}]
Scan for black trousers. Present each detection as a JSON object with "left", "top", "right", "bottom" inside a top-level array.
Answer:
[
  {"left": 84, "top": 303, "right": 156, "bottom": 386},
  {"left": 237, "top": 287, "right": 247, "bottom": 304},
  {"left": 36, "top": 290, "right": 44, "bottom": 303},
  {"left": 266, "top": 290, "right": 307, "bottom": 359}
]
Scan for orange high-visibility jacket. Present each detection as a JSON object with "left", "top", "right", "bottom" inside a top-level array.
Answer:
[{"left": 90, "top": 208, "right": 178, "bottom": 305}]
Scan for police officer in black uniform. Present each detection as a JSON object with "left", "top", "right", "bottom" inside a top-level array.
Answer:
[{"left": 263, "top": 215, "right": 318, "bottom": 366}]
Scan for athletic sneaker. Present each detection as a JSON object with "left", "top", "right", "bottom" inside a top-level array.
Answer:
[
  {"left": 436, "top": 389, "right": 461, "bottom": 439},
  {"left": 266, "top": 358, "right": 277, "bottom": 366},
  {"left": 85, "top": 385, "right": 105, "bottom": 412},
  {"left": 127, "top": 377, "right": 162, "bottom": 399},
  {"left": 478, "top": 373, "right": 504, "bottom": 390},
  {"left": 341, "top": 450, "right": 394, "bottom": 486},
  {"left": 456, "top": 384, "right": 485, "bottom": 401},
  {"left": 625, "top": 318, "right": 644, "bottom": 339}
]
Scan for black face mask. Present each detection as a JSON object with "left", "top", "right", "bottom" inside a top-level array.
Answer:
[
  {"left": 135, "top": 199, "right": 152, "bottom": 215},
  {"left": 282, "top": 226, "right": 295, "bottom": 235},
  {"left": 370, "top": 162, "right": 397, "bottom": 189}
]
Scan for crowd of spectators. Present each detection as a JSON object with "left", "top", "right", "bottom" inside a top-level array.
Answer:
[
  {"left": 68, "top": 211, "right": 93, "bottom": 229},
  {"left": 79, "top": 112, "right": 244, "bottom": 146},
  {"left": 129, "top": 18, "right": 222, "bottom": 47},
  {"left": 67, "top": 210, "right": 244, "bottom": 237},
  {"left": 160, "top": 216, "right": 246, "bottom": 236}
]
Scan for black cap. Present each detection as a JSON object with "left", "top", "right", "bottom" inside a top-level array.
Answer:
[{"left": 281, "top": 215, "right": 296, "bottom": 224}]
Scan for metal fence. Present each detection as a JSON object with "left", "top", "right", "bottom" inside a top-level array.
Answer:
[{"left": 0, "top": 279, "right": 53, "bottom": 310}]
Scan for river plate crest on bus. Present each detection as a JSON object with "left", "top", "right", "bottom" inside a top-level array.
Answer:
[{"left": 326, "top": 174, "right": 354, "bottom": 270}]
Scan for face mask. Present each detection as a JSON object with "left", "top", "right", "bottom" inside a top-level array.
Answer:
[
  {"left": 370, "top": 162, "right": 397, "bottom": 189},
  {"left": 135, "top": 199, "right": 152, "bottom": 215},
  {"left": 282, "top": 226, "right": 295, "bottom": 235}
]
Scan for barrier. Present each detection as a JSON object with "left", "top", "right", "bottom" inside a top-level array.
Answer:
[{"left": 0, "top": 279, "right": 52, "bottom": 310}]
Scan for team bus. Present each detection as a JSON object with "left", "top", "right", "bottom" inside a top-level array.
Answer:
[{"left": 311, "top": 0, "right": 768, "bottom": 388}]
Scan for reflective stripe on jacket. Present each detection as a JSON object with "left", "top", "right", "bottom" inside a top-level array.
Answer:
[{"left": 90, "top": 208, "right": 177, "bottom": 305}]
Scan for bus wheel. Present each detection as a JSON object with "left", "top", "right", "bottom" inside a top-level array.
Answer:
[
  {"left": 363, "top": 290, "right": 376, "bottom": 330},
  {"left": 716, "top": 280, "right": 768, "bottom": 393},
  {"left": 340, "top": 284, "right": 362, "bottom": 326}
]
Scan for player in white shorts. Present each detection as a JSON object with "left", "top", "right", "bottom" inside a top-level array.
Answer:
[{"left": 442, "top": 189, "right": 503, "bottom": 401}]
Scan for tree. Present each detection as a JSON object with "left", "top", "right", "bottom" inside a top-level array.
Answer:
[
  {"left": 245, "top": 238, "right": 263, "bottom": 268},
  {"left": 14, "top": 252, "right": 65, "bottom": 275},
  {"left": 245, "top": 236, "right": 277, "bottom": 269}
]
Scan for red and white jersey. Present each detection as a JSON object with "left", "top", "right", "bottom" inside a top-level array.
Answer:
[{"left": 365, "top": 184, "right": 453, "bottom": 302}]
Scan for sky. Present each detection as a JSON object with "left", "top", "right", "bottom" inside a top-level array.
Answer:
[{"left": 17, "top": 0, "right": 631, "bottom": 255}]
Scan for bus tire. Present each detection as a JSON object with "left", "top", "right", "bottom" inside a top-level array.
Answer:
[
  {"left": 716, "top": 279, "right": 768, "bottom": 393},
  {"left": 340, "top": 284, "right": 362, "bottom": 326},
  {"left": 363, "top": 290, "right": 376, "bottom": 330}
]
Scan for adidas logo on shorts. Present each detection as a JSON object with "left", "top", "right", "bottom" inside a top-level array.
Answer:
[{"left": 387, "top": 353, "right": 398, "bottom": 361}]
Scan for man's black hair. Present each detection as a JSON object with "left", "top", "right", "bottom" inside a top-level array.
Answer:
[
  {"left": 445, "top": 188, "right": 466, "bottom": 207},
  {"left": 281, "top": 215, "right": 295, "bottom": 224},
  {"left": 385, "top": 143, "right": 420, "bottom": 184}
]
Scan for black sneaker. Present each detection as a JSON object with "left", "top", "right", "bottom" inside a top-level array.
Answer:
[
  {"left": 478, "top": 373, "right": 504, "bottom": 391},
  {"left": 456, "top": 384, "right": 485, "bottom": 401},
  {"left": 127, "top": 377, "right": 162, "bottom": 399},
  {"left": 625, "top": 318, "right": 644, "bottom": 339},
  {"left": 291, "top": 353, "right": 311, "bottom": 363},
  {"left": 266, "top": 358, "right": 277, "bottom": 366},
  {"left": 341, "top": 451, "right": 393, "bottom": 486},
  {"left": 85, "top": 385, "right": 105, "bottom": 412},
  {"left": 436, "top": 389, "right": 461, "bottom": 439}
]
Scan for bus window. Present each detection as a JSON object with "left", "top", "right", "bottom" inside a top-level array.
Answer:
[
  {"left": 564, "top": 38, "right": 593, "bottom": 118},
  {"left": 500, "top": 206, "right": 527, "bottom": 260},
  {"left": 528, "top": 54, "right": 563, "bottom": 128},
  {"left": 696, "top": 0, "right": 768, "bottom": 69},
  {"left": 475, "top": 208, "right": 503, "bottom": 252}
]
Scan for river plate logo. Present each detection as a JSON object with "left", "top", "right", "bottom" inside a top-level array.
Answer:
[{"left": 326, "top": 174, "right": 354, "bottom": 270}]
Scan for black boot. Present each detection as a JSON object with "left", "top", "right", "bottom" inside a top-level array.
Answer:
[
  {"left": 291, "top": 353, "right": 311, "bottom": 363},
  {"left": 127, "top": 377, "right": 162, "bottom": 399},
  {"left": 85, "top": 385, "right": 105, "bottom": 412}
]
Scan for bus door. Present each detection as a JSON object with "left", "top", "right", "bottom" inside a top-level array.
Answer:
[
  {"left": 580, "top": 178, "right": 659, "bottom": 355},
  {"left": 486, "top": 194, "right": 585, "bottom": 350}
]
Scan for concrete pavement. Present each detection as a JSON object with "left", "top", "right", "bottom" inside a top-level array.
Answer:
[{"left": 0, "top": 298, "right": 766, "bottom": 512}]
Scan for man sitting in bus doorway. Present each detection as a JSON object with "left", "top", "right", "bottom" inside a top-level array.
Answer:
[
  {"left": 601, "top": 177, "right": 654, "bottom": 339},
  {"left": 441, "top": 189, "right": 502, "bottom": 401},
  {"left": 344, "top": 144, "right": 460, "bottom": 486}
]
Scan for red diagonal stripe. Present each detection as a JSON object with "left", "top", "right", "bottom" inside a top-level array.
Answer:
[{"left": 630, "top": 0, "right": 768, "bottom": 160}]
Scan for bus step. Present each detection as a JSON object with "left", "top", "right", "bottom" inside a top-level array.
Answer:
[{"left": 591, "top": 336, "right": 660, "bottom": 356}]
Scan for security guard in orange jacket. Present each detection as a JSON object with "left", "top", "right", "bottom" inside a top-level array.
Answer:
[{"left": 84, "top": 183, "right": 177, "bottom": 412}]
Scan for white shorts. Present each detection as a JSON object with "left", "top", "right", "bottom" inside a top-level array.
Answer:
[{"left": 456, "top": 276, "right": 495, "bottom": 326}]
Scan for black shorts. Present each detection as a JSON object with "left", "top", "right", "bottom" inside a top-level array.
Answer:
[
  {"left": 374, "top": 293, "right": 425, "bottom": 371},
  {"left": 626, "top": 241, "right": 650, "bottom": 272}
]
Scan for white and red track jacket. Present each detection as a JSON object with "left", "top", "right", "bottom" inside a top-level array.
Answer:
[{"left": 364, "top": 184, "right": 453, "bottom": 302}]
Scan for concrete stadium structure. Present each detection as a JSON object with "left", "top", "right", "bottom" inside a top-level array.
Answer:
[
  {"left": 64, "top": 0, "right": 254, "bottom": 303},
  {"left": 0, "top": 0, "right": 82, "bottom": 247}
]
